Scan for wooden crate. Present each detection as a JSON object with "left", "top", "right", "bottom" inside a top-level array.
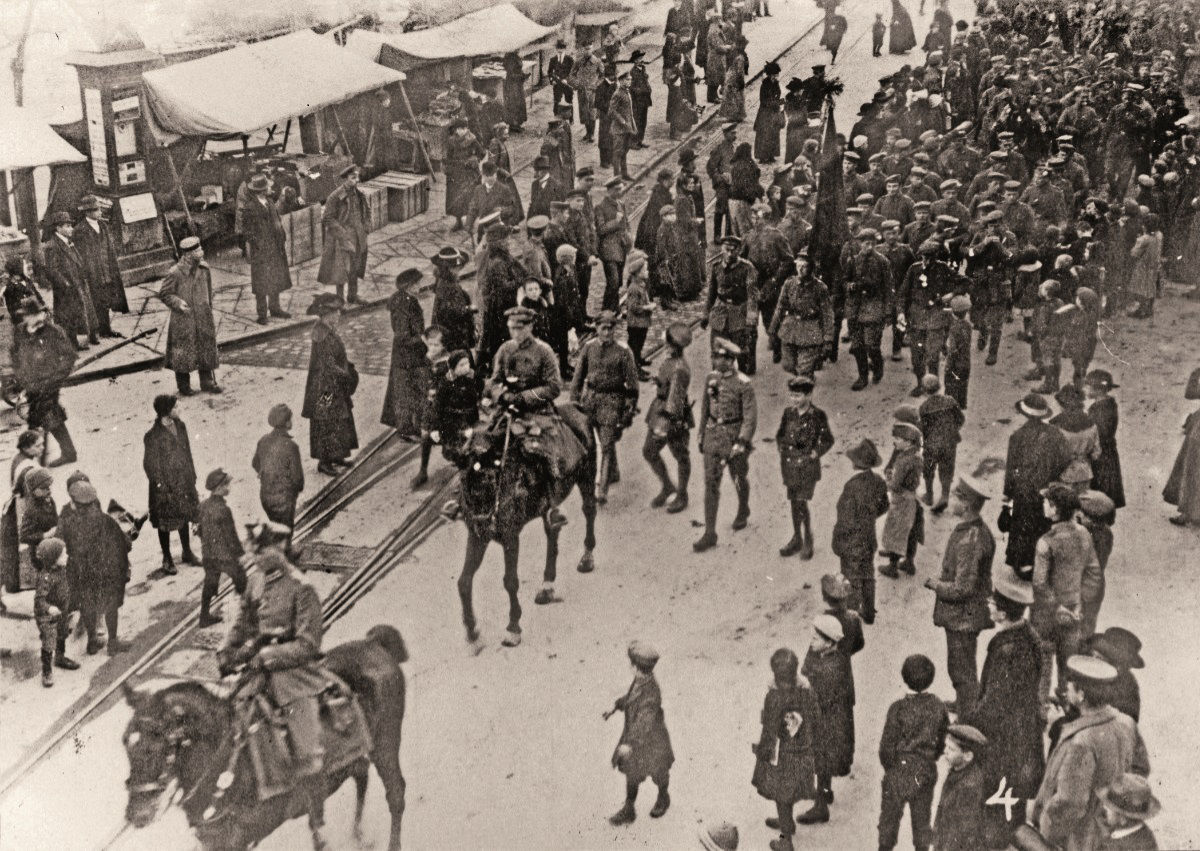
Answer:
[
  {"left": 363, "top": 171, "right": 431, "bottom": 224},
  {"left": 282, "top": 205, "right": 319, "bottom": 266},
  {"left": 360, "top": 184, "right": 388, "bottom": 232}
]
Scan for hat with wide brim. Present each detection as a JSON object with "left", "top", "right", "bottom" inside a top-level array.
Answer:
[
  {"left": 1097, "top": 775, "right": 1161, "bottom": 822},
  {"left": 1016, "top": 393, "right": 1051, "bottom": 418},
  {"left": 698, "top": 821, "right": 740, "bottom": 851},
  {"left": 307, "top": 293, "right": 345, "bottom": 316},
  {"left": 1185, "top": 367, "right": 1200, "bottom": 401},
  {"left": 846, "top": 438, "right": 882, "bottom": 468},
  {"left": 432, "top": 246, "right": 470, "bottom": 267},
  {"left": 992, "top": 565, "right": 1034, "bottom": 606},
  {"left": 1090, "top": 626, "right": 1144, "bottom": 669}
]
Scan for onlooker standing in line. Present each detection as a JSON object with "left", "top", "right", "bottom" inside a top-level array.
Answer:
[
  {"left": 10, "top": 299, "right": 77, "bottom": 466},
  {"left": 72, "top": 195, "right": 127, "bottom": 338},
  {"left": 42, "top": 211, "right": 97, "bottom": 349},
  {"left": 143, "top": 393, "right": 200, "bottom": 575},
  {"left": 918, "top": 374, "right": 964, "bottom": 512},
  {"left": 302, "top": 294, "right": 359, "bottom": 475},
  {"left": 158, "top": 236, "right": 222, "bottom": 395},
  {"left": 595, "top": 176, "right": 632, "bottom": 312},
  {"left": 318, "top": 165, "right": 370, "bottom": 305},
  {"left": 241, "top": 173, "right": 293, "bottom": 325},
  {"left": 196, "top": 468, "right": 247, "bottom": 627},
  {"left": 381, "top": 269, "right": 428, "bottom": 441},
  {"left": 800, "top": 614, "right": 853, "bottom": 825},
  {"left": 1002, "top": 393, "right": 1070, "bottom": 579},
  {"left": 58, "top": 478, "right": 131, "bottom": 656},
  {"left": 831, "top": 439, "right": 889, "bottom": 624},
  {"left": 1084, "top": 370, "right": 1125, "bottom": 510},
  {"left": 252, "top": 404, "right": 305, "bottom": 533}
]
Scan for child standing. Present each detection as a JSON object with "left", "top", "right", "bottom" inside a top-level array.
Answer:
[
  {"left": 1032, "top": 280, "right": 1067, "bottom": 393},
  {"left": 623, "top": 250, "right": 654, "bottom": 380},
  {"left": 872, "top": 13, "right": 887, "bottom": 56},
  {"left": 605, "top": 641, "right": 674, "bottom": 825},
  {"left": 412, "top": 329, "right": 451, "bottom": 488},
  {"left": 944, "top": 294, "right": 972, "bottom": 410},
  {"left": 933, "top": 724, "right": 988, "bottom": 851},
  {"left": 34, "top": 537, "right": 77, "bottom": 687},
  {"left": 918, "top": 374, "right": 964, "bottom": 513},
  {"left": 878, "top": 654, "right": 949, "bottom": 851},
  {"left": 832, "top": 439, "right": 889, "bottom": 624},
  {"left": 251, "top": 404, "right": 305, "bottom": 535},
  {"left": 196, "top": 468, "right": 247, "bottom": 626},
  {"left": 1061, "top": 286, "right": 1100, "bottom": 390},
  {"left": 879, "top": 422, "right": 924, "bottom": 578}
]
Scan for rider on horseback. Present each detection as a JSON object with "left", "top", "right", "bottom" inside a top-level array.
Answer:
[
  {"left": 485, "top": 305, "right": 577, "bottom": 528},
  {"left": 217, "top": 547, "right": 332, "bottom": 849}
]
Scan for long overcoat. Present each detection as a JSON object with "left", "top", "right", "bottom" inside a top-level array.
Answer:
[
  {"left": 381, "top": 290, "right": 428, "bottom": 433},
  {"left": 1087, "top": 397, "right": 1125, "bottom": 508},
  {"left": 157, "top": 258, "right": 219, "bottom": 374},
  {"left": 242, "top": 195, "right": 293, "bottom": 297},
  {"left": 73, "top": 219, "right": 129, "bottom": 314},
  {"left": 613, "top": 671, "right": 675, "bottom": 782},
  {"left": 143, "top": 416, "right": 199, "bottom": 531},
  {"left": 58, "top": 500, "right": 131, "bottom": 615},
  {"left": 301, "top": 321, "right": 359, "bottom": 461},
  {"left": 317, "top": 183, "right": 369, "bottom": 287},
  {"left": 1004, "top": 419, "right": 1070, "bottom": 570},
  {"left": 802, "top": 646, "right": 855, "bottom": 777},
  {"left": 43, "top": 235, "right": 96, "bottom": 337},
  {"left": 1164, "top": 408, "right": 1200, "bottom": 523},
  {"left": 752, "top": 681, "right": 819, "bottom": 803}
]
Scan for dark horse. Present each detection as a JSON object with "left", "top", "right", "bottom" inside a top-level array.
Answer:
[
  {"left": 449, "top": 405, "right": 598, "bottom": 651},
  {"left": 122, "top": 625, "right": 408, "bottom": 851}
]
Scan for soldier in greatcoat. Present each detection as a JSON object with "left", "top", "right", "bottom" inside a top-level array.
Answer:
[
  {"left": 775, "top": 375, "right": 833, "bottom": 560},
  {"left": 317, "top": 165, "right": 370, "bottom": 304},
  {"left": 157, "top": 237, "right": 221, "bottom": 395},
  {"left": 604, "top": 641, "right": 675, "bottom": 825}
]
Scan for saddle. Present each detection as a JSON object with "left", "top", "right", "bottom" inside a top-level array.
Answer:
[
  {"left": 499, "top": 402, "right": 588, "bottom": 482},
  {"left": 235, "top": 672, "right": 373, "bottom": 802}
]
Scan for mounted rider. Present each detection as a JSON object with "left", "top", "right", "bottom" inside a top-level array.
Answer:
[{"left": 484, "top": 305, "right": 585, "bottom": 528}]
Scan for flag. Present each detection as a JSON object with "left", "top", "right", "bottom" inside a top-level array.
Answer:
[{"left": 807, "top": 103, "right": 850, "bottom": 288}]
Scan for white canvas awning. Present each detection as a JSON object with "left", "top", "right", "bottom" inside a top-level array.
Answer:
[
  {"left": 0, "top": 107, "right": 87, "bottom": 171},
  {"left": 362, "top": 3, "right": 554, "bottom": 63},
  {"left": 141, "top": 30, "right": 404, "bottom": 141}
]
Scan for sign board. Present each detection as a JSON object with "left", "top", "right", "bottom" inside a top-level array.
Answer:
[
  {"left": 118, "top": 193, "right": 158, "bottom": 223},
  {"left": 84, "top": 88, "right": 109, "bottom": 187}
]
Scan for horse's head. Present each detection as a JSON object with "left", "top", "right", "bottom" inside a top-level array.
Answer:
[{"left": 121, "top": 682, "right": 227, "bottom": 829}]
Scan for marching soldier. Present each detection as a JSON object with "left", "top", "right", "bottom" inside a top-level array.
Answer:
[
  {"left": 744, "top": 203, "right": 792, "bottom": 370},
  {"left": 898, "top": 240, "right": 965, "bottom": 396},
  {"left": 844, "top": 228, "right": 893, "bottom": 391},
  {"left": 571, "top": 311, "right": 639, "bottom": 503},
  {"left": 880, "top": 220, "right": 915, "bottom": 361},
  {"left": 702, "top": 235, "right": 759, "bottom": 374},
  {"left": 694, "top": 338, "right": 756, "bottom": 553},
  {"left": 644, "top": 321, "right": 694, "bottom": 514},
  {"left": 768, "top": 248, "right": 834, "bottom": 378},
  {"left": 965, "top": 210, "right": 1013, "bottom": 366}
]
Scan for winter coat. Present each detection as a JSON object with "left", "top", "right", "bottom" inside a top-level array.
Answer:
[
  {"left": 1126, "top": 231, "right": 1161, "bottom": 300},
  {"left": 1004, "top": 419, "right": 1071, "bottom": 570},
  {"left": 934, "top": 761, "right": 986, "bottom": 851},
  {"left": 317, "top": 183, "right": 369, "bottom": 287},
  {"left": 752, "top": 680, "right": 819, "bottom": 803},
  {"left": 1051, "top": 409, "right": 1101, "bottom": 487},
  {"left": 595, "top": 196, "right": 632, "bottom": 263},
  {"left": 43, "top": 235, "right": 97, "bottom": 338},
  {"left": 381, "top": 291, "right": 428, "bottom": 432},
  {"left": 242, "top": 195, "right": 293, "bottom": 297},
  {"left": 58, "top": 501, "right": 130, "bottom": 614},
  {"left": 931, "top": 516, "right": 995, "bottom": 633},
  {"left": 302, "top": 321, "right": 359, "bottom": 461},
  {"left": 802, "top": 646, "right": 855, "bottom": 777},
  {"left": 753, "top": 78, "right": 784, "bottom": 162},
  {"left": 73, "top": 218, "right": 129, "bottom": 314},
  {"left": 157, "top": 258, "right": 219, "bottom": 374},
  {"left": 252, "top": 429, "right": 304, "bottom": 520},
  {"left": 432, "top": 272, "right": 477, "bottom": 355},
  {"left": 832, "top": 470, "right": 889, "bottom": 564},
  {"left": 612, "top": 671, "right": 675, "bottom": 782},
  {"left": 1164, "top": 408, "right": 1200, "bottom": 522},
  {"left": 1087, "top": 397, "right": 1125, "bottom": 509},
  {"left": 197, "top": 494, "right": 244, "bottom": 568},
  {"left": 143, "top": 416, "right": 199, "bottom": 531}
]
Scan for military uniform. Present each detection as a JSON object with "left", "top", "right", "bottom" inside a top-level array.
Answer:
[
  {"left": 695, "top": 343, "right": 757, "bottom": 551},
  {"left": 845, "top": 246, "right": 893, "bottom": 388},
  {"left": 489, "top": 334, "right": 563, "bottom": 413},
  {"left": 571, "top": 335, "right": 639, "bottom": 500},
  {"left": 965, "top": 234, "right": 1012, "bottom": 363},
  {"left": 704, "top": 254, "right": 758, "bottom": 373},
  {"left": 768, "top": 273, "right": 834, "bottom": 377},
  {"left": 898, "top": 257, "right": 964, "bottom": 388},
  {"left": 643, "top": 347, "right": 693, "bottom": 511},
  {"left": 744, "top": 224, "right": 792, "bottom": 370}
]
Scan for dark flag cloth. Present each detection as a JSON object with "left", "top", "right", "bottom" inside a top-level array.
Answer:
[{"left": 808, "top": 99, "right": 850, "bottom": 287}]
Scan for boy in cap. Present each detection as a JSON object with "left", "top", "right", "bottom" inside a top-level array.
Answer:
[
  {"left": 1077, "top": 490, "right": 1115, "bottom": 639},
  {"left": 196, "top": 468, "right": 247, "bottom": 627},
  {"left": 252, "top": 404, "right": 305, "bottom": 536},
  {"left": 799, "top": 613, "right": 853, "bottom": 824},
  {"left": 943, "top": 294, "right": 972, "bottom": 409},
  {"left": 872, "top": 13, "right": 886, "bottom": 56},
  {"left": 933, "top": 724, "right": 988, "bottom": 851},
  {"left": 918, "top": 375, "right": 964, "bottom": 511},
  {"left": 34, "top": 537, "right": 77, "bottom": 686},
  {"left": 1096, "top": 774, "right": 1160, "bottom": 851},
  {"left": 879, "top": 422, "right": 923, "bottom": 579},
  {"left": 775, "top": 375, "right": 834, "bottom": 559},
  {"left": 605, "top": 641, "right": 674, "bottom": 824},
  {"left": 622, "top": 251, "right": 654, "bottom": 379},
  {"left": 19, "top": 467, "right": 58, "bottom": 570},
  {"left": 832, "top": 439, "right": 889, "bottom": 623},
  {"left": 924, "top": 475, "right": 995, "bottom": 711},
  {"left": 644, "top": 321, "right": 694, "bottom": 513},
  {"left": 878, "top": 654, "right": 949, "bottom": 851}
]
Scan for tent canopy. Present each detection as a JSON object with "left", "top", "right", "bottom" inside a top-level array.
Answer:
[
  {"left": 141, "top": 30, "right": 404, "bottom": 141},
  {"left": 360, "top": 3, "right": 554, "bottom": 63},
  {"left": 0, "top": 107, "right": 87, "bottom": 171}
]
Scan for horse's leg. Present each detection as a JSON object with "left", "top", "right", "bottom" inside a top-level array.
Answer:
[
  {"left": 577, "top": 444, "right": 598, "bottom": 574},
  {"left": 352, "top": 761, "right": 373, "bottom": 848},
  {"left": 457, "top": 530, "right": 489, "bottom": 654},
  {"left": 535, "top": 518, "right": 563, "bottom": 604},
  {"left": 500, "top": 533, "right": 523, "bottom": 646}
]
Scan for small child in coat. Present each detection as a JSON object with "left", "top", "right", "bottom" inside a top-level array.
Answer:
[
  {"left": 33, "top": 537, "right": 76, "bottom": 687},
  {"left": 429, "top": 350, "right": 482, "bottom": 460},
  {"left": 1061, "top": 286, "right": 1101, "bottom": 390},
  {"left": 933, "top": 724, "right": 988, "bottom": 851},
  {"left": 872, "top": 13, "right": 887, "bottom": 56},
  {"left": 251, "top": 404, "right": 305, "bottom": 536},
  {"left": 196, "top": 468, "right": 247, "bottom": 627},
  {"left": 943, "top": 295, "right": 972, "bottom": 410},
  {"left": 800, "top": 613, "right": 855, "bottom": 824},
  {"left": 605, "top": 641, "right": 675, "bottom": 825},
  {"left": 831, "top": 439, "right": 889, "bottom": 624},
  {"left": 1032, "top": 279, "right": 1067, "bottom": 393},
  {"left": 623, "top": 251, "right": 654, "bottom": 380},
  {"left": 918, "top": 375, "right": 964, "bottom": 512},
  {"left": 878, "top": 654, "right": 949, "bottom": 851},
  {"left": 1095, "top": 773, "right": 1161, "bottom": 851},
  {"left": 879, "top": 421, "right": 924, "bottom": 578},
  {"left": 412, "top": 328, "right": 450, "bottom": 488}
]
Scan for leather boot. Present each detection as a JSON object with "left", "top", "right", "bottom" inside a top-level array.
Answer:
[
  {"left": 650, "top": 483, "right": 674, "bottom": 508},
  {"left": 608, "top": 802, "right": 636, "bottom": 825},
  {"left": 667, "top": 462, "right": 690, "bottom": 513},
  {"left": 48, "top": 425, "right": 77, "bottom": 467},
  {"left": 596, "top": 452, "right": 611, "bottom": 504},
  {"left": 731, "top": 479, "right": 750, "bottom": 530},
  {"left": 779, "top": 500, "right": 804, "bottom": 556},
  {"left": 850, "top": 350, "right": 869, "bottom": 391},
  {"left": 694, "top": 496, "right": 719, "bottom": 551},
  {"left": 879, "top": 554, "right": 900, "bottom": 578},
  {"left": 798, "top": 511, "right": 814, "bottom": 560},
  {"left": 306, "top": 776, "right": 329, "bottom": 850},
  {"left": 649, "top": 786, "right": 670, "bottom": 818}
]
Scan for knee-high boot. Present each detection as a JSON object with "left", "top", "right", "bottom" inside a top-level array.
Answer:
[
  {"left": 780, "top": 499, "right": 804, "bottom": 556},
  {"left": 798, "top": 502, "right": 814, "bottom": 560}
]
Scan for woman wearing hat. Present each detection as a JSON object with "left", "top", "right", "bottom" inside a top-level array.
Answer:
[
  {"left": 1163, "top": 367, "right": 1200, "bottom": 525},
  {"left": 431, "top": 247, "right": 477, "bottom": 356},
  {"left": 728, "top": 143, "right": 762, "bottom": 237},
  {"left": 58, "top": 477, "right": 132, "bottom": 656},
  {"left": 302, "top": 294, "right": 359, "bottom": 475},
  {"left": 1050, "top": 385, "right": 1101, "bottom": 494},
  {"left": 753, "top": 62, "right": 784, "bottom": 164},
  {"left": 752, "top": 648, "right": 820, "bottom": 851},
  {"left": 143, "top": 394, "right": 200, "bottom": 574},
  {"left": 1084, "top": 371, "right": 1125, "bottom": 509},
  {"left": 381, "top": 269, "right": 428, "bottom": 440}
]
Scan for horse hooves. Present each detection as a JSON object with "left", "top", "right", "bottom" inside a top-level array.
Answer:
[
  {"left": 501, "top": 630, "right": 522, "bottom": 647},
  {"left": 577, "top": 554, "right": 595, "bottom": 573},
  {"left": 534, "top": 589, "right": 564, "bottom": 605},
  {"left": 353, "top": 828, "right": 377, "bottom": 850}
]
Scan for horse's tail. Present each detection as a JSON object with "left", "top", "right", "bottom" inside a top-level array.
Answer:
[{"left": 366, "top": 624, "right": 409, "bottom": 665}]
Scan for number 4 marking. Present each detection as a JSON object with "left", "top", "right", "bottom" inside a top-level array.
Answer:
[{"left": 986, "top": 776, "right": 1021, "bottom": 822}]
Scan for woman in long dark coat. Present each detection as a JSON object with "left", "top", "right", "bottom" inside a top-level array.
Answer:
[
  {"left": 783, "top": 81, "right": 810, "bottom": 163},
  {"left": 665, "top": 60, "right": 698, "bottom": 140},
  {"left": 754, "top": 63, "right": 784, "bottom": 163},
  {"left": 444, "top": 121, "right": 484, "bottom": 225},
  {"left": 753, "top": 647, "right": 819, "bottom": 850},
  {"left": 801, "top": 617, "right": 854, "bottom": 824},
  {"left": 381, "top": 270, "right": 428, "bottom": 439},
  {"left": 431, "top": 246, "right": 477, "bottom": 355},
  {"left": 671, "top": 176, "right": 706, "bottom": 300},
  {"left": 1165, "top": 367, "right": 1200, "bottom": 525},
  {"left": 501, "top": 52, "right": 527, "bottom": 131},
  {"left": 889, "top": 0, "right": 917, "bottom": 54},
  {"left": 302, "top": 294, "right": 359, "bottom": 475},
  {"left": 142, "top": 394, "right": 199, "bottom": 573},
  {"left": 58, "top": 480, "right": 131, "bottom": 655},
  {"left": 1085, "top": 371, "right": 1126, "bottom": 508}
]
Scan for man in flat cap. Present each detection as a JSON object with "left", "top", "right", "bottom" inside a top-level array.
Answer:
[
  {"left": 874, "top": 174, "right": 916, "bottom": 228},
  {"left": 844, "top": 227, "right": 893, "bottom": 390},
  {"left": 897, "top": 238, "right": 965, "bottom": 396},
  {"left": 703, "top": 236, "right": 759, "bottom": 373},
  {"left": 1031, "top": 655, "right": 1150, "bottom": 851},
  {"left": 158, "top": 236, "right": 221, "bottom": 395},
  {"left": 924, "top": 475, "right": 995, "bottom": 711},
  {"left": 694, "top": 337, "right": 756, "bottom": 552},
  {"left": 318, "top": 164, "right": 369, "bottom": 304},
  {"left": 73, "top": 195, "right": 128, "bottom": 338},
  {"left": 596, "top": 176, "right": 632, "bottom": 311},
  {"left": 934, "top": 724, "right": 988, "bottom": 851},
  {"left": 571, "top": 310, "right": 639, "bottom": 503}
]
